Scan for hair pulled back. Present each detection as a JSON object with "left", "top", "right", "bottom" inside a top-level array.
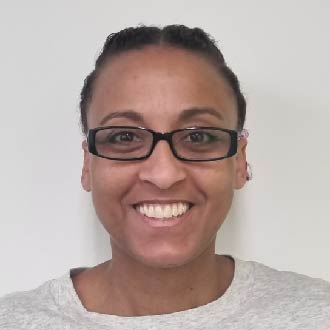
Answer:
[{"left": 80, "top": 25, "right": 246, "bottom": 135}]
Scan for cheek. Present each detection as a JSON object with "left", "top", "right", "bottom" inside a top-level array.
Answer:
[
  {"left": 194, "top": 162, "right": 235, "bottom": 217},
  {"left": 89, "top": 160, "right": 134, "bottom": 228}
]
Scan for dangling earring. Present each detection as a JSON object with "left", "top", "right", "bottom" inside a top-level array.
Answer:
[{"left": 246, "top": 162, "right": 253, "bottom": 181}]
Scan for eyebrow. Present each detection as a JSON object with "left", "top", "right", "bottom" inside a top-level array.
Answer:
[
  {"left": 99, "top": 106, "right": 224, "bottom": 126},
  {"left": 179, "top": 107, "right": 224, "bottom": 122},
  {"left": 99, "top": 111, "right": 145, "bottom": 126}
]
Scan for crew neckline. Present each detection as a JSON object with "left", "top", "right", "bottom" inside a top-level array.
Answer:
[{"left": 56, "top": 256, "right": 255, "bottom": 326}]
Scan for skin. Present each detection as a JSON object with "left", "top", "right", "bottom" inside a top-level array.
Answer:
[{"left": 75, "top": 45, "right": 248, "bottom": 316}]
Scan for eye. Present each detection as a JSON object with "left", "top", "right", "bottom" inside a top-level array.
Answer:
[
  {"left": 185, "top": 131, "right": 218, "bottom": 143},
  {"left": 108, "top": 131, "right": 141, "bottom": 143}
]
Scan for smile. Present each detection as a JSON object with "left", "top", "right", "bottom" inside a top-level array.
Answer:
[{"left": 134, "top": 202, "right": 192, "bottom": 220}]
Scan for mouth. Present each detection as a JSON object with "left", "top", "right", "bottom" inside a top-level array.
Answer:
[{"left": 133, "top": 201, "right": 194, "bottom": 221}]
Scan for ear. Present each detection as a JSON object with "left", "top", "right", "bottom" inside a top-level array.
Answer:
[
  {"left": 81, "top": 140, "right": 91, "bottom": 192},
  {"left": 234, "top": 139, "right": 248, "bottom": 190}
]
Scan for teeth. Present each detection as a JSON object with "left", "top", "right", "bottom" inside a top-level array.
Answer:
[
  {"left": 164, "top": 205, "right": 172, "bottom": 218},
  {"left": 172, "top": 203, "right": 178, "bottom": 217},
  {"left": 135, "top": 202, "right": 190, "bottom": 220},
  {"left": 155, "top": 205, "right": 163, "bottom": 218}
]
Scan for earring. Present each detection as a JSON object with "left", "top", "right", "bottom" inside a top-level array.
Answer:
[{"left": 246, "top": 162, "right": 253, "bottom": 181}]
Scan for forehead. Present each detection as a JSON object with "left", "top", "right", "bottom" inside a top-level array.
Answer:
[{"left": 88, "top": 46, "right": 237, "bottom": 130}]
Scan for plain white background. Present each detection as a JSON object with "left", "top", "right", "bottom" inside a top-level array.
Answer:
[{"left": 0, "top": 0, "right": 329, "bottom": 296}]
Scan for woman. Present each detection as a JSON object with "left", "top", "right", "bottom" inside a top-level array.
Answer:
[{"left": 1, "top": 25, "right": 329, "bottom": 329}]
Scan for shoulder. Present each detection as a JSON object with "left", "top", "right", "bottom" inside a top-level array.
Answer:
[
  {"left": 249, "top": 259, "right": 330, "bottom": 298},
  {"left": 0, "top": 276, "right": 65, "bottom": 330},
  {"left": 237, "top": 258, "right": 330, "bottom": 327}
]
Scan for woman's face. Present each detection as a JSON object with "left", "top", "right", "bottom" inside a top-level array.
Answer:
[{"left": 82, "top": 46, "right": 247, "bottom": 268}]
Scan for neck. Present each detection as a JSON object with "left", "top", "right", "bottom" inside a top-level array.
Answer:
[{"left": 91, "top": 247, "right": 234, "bottom": 316}]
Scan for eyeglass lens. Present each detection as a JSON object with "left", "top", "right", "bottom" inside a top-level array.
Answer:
[{"left": 94, "top": 127, "right": 232, "bottom": 160}]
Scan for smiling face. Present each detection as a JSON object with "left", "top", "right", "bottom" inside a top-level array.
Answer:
[{"left": 81, "top": 46, "right": 247, "bottom": 268}]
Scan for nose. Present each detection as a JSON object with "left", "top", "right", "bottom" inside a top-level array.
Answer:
[{"left": 138, "top": 140, "right": 187, "bottom": 189}]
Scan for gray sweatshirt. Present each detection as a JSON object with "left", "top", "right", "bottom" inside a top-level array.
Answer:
[{"left": 1, "top": 257, "right": 330, "bottom": 329}]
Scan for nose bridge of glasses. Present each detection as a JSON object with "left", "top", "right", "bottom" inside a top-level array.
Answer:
[
  {"left": 150, "top": 131, "right": 176, "bottom": 156},
  {"left": 153, "top": 131, "right": 172, "bottom": 144}
]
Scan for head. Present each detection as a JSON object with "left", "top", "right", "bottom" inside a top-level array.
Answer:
[{"left": 80, "top": 25, "right": 248, "bottom": 268}]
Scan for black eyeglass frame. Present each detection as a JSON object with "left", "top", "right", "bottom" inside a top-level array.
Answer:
[{"left": 87, "top": 126, "right": 239, "bottom": 162}]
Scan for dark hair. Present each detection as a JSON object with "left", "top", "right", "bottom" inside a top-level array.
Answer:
[{"left": 80, "top": 25, "right": 246, "bottom": 135}]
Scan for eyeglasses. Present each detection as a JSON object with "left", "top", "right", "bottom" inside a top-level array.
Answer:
[{"left": 87, "top": 126, "right": 248, "bottom": 162}]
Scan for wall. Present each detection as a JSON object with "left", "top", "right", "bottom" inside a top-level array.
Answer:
[{"left": 0, "top": 0, "right": 329, "bottom": 296}]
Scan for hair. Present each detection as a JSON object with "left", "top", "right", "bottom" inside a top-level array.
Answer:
[{"left": 79, "top": 25, "right": 246, "bottom": 135}]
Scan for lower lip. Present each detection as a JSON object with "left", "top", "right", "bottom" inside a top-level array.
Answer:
[{"left": 133, "top": 206, "right": 193, "bottom": 228}]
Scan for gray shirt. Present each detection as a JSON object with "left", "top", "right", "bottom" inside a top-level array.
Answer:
[{"left": 1, "top": 257, "right": 330, "bottom": 329}]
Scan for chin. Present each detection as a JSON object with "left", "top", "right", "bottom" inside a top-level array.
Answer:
[
  {"left": 138, "top": 255, "right": 194, "bottom": 269},
  {"left": 129, "top": 242, "right": 212, "bottom": 270}
]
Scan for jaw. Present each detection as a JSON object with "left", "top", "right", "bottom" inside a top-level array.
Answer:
[{"left": 106, "top": 202, "right": 224, "bottom": 271}]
